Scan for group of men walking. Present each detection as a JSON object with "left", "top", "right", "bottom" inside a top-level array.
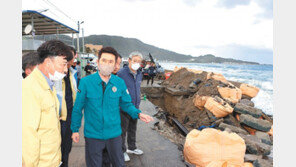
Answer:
[{"left": 22, "top": 39, "right": 153, "bottom": 167}]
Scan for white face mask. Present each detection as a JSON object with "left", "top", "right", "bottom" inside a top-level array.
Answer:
[
  {"left": 49, "top": 71, "right": 66, "bottom": 81},
  {"left": 48, "top": 60, "right": 66, "bottom": 81},
  {"left": 131, "top": 63, "right": 140, "bottom": 71},
  {"left": 98, "top": 63, "right": 114, "bottom": 76}
]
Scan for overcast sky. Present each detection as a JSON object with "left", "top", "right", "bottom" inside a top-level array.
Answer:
[{"left": 23, "top": 0, "right": 273, "bottom": 64}]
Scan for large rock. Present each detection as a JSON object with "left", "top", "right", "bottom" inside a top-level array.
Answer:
[
  {"left": 239, "top": 134, "right": 272, "bottom": 155},
  {"left": 219, "top": 123, "right": 248, "bottom": 135},
  {"left": 255, "top": 131, "right": 272, "bottom": 145},
  {"left": 244, "top": 154, "right": 262, "bottom": 162},
  {"left": 234, "top": 103, "right": 263, "bottom": 118},
  {"left": 253, "top": 158, "right": 272, "bottom": 167},
  {"left": 239, "top": 114, "right": 272, "bottom": 132},
  {"left": 239, "top": 99, "right": 255, "bottom": 107},
  {"left": 223, "top": 114, "right": 242, "bottom": 128}
]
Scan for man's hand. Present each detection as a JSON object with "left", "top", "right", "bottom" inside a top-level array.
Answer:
[
  {"left": 139, "top": 113, "right": 154, "bottom": 123},
  {"left": 72, "top": 132, "right": 80, "bottom": 143}
]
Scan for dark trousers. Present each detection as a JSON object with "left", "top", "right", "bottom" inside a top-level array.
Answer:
[
  {"left": 102, "top": 148, "right": 112, "bottom": 167},
  {"left": 85, "top": 136, "right": 125, "bottom": 167},
  {"left": 77, "top": 78, "right": 81, "bottom": 87},
  {"left": 121, "top": 112, "right": 138, "bottom": 153},
  {"left": 147, "top": 76, "right": 154, "bottom": 85},
  {"left": 60, "top": 121, "right": 73, "bottom": 167}
]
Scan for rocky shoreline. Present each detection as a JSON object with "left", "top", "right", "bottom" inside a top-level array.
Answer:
[{"left": 141, "top": 67, "right": 273, "bottom": 167}]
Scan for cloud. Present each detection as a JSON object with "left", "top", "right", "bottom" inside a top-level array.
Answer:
[
  {"left": 195, "top": 44, "right": 273, "bottom": 64},
  {"left": 182, "top": 0, "right": 203, "bottom": 6},
  {"left": 121, "top": 0, "right": 154, "bottom": 2},
  {"left": 254, "top": 0, "right": 273, "bottom": 18},
  {"left": 216, "top": 0, "right": 251, "bottom": 9},
  {"left": 216, "top": 0, "right": 273, "bottom": 18}
]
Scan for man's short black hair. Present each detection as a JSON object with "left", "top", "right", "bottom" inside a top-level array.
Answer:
[
  {"left": 22, "top": 51, "right": 39, "bottom": 71},
  {"left": 118, "top": 54, "right": 122, "bottom": 59},
  {"left": 77, "top": 61, "right": 81, "bottom": 65},
  {"left": 98, "top": 47, "right": 119, "bottom": 62},
  {"left": 37, "top": 40, "right": 73, "bottom": 63},
  {"left": 69, "top": 46, "right": 76, "bottom": 55}
]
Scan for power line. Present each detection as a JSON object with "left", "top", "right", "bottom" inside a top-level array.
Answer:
[{"left": 41, "top": 0, "right": 77, "bottom": 23}]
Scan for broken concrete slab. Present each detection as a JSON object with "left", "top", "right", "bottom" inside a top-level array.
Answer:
[
  {"left": 223, "top": 114, "right": 242, "bottom": 128},
  {"left": 219, "top": 123, "right": 248, "bottom": 135},
  {"left": 239, "top": 99, "right": 255, "bottom": 107},
  {"left": 238, "top": 133, "right": 272, "bottom": 156},
  {"left": 234, "top": 103, "right": 263, "bottom": 118},
  {"left": 253, "top": 158, "right": 272, "bottom": 167},
  {"left": 244, "top": 154, "right": 262, "bottom": 163},
  {"left": 239, "top": 114, "right": 272, "bottom": 132},
  {"left": 255, "top": 131, "right": 272, "bottom": 145}
]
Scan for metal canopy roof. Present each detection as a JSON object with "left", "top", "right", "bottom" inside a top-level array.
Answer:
[{"left": 22, "top": 10, "right": 78, "bottom": 35}]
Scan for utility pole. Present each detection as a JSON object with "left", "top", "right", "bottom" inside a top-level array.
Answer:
[
  {"left": 72, "top": 33, "right": 74, "bottom": 46},
  {"left": 76, "top": 21, "right": 80, "bottom": 54},
  {"left": 77, "top": 21, "right": 84, "bottom": 58},
  {"left": 82, "top": 28, "right": 85, "bottom": 53}
]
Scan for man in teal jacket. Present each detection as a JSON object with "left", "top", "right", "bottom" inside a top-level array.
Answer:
[{"left": 71, "top": 47, "right": 153, "bottom": 167}]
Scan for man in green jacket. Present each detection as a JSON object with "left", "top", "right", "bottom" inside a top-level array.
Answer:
[{"left": 71, "top": 47, "right": 153, "bottom": 167}]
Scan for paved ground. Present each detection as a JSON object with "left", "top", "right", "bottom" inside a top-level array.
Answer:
[{"left": 68, "top": 99, "right": 186, "bottom": 167}]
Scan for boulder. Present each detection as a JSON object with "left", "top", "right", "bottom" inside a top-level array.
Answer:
[
  {"left": 255, "top": 131, "right": 272, "bottom": 145},
  {"left": 239, "top": 114, "right": 272, "bottom": 132},
  {"left": 223, "top": 114, "right": 242, "bottom": 128},
  {"left": 239, "top": 99, "right": 255, "bottom": 107},
  {"left": 244, "top": 154, "right": 262, "bottom": 162},
  {"left": 234, "top": 103, "right": 263, "bottom": 118},
  {"left": 238, "top": 134, "right": 272, "bottom": 155},
  {"left": 253, "top": 158, "right": 272, "bottom": 167},
  {"left": 219, "top": 123, "right": 248, "bottom": 135}
]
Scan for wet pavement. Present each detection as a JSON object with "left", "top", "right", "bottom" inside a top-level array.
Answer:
[{"left": 68, "top": 99, "right": 186, "bottom": 167}]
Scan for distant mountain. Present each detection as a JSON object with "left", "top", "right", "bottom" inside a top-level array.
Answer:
[
  {"left": 190, "top": 54, "right": 259, "bottom": 65},
  {"left": 33, "top": 34, "right": 260, "bottom": 65}
]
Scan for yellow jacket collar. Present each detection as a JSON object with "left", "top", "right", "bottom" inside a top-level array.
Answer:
[{"left": 31, "top": 67, "right": 52, "bottom": 90}]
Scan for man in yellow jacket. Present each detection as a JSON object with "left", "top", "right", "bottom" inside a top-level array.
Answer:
[{"left": 22, "top": 40, "right": 73, "bottom": 167}]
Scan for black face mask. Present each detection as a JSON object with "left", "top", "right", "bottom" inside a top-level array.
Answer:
[{"left": 72, "top": 65, "right": 76, "bottom": 68}]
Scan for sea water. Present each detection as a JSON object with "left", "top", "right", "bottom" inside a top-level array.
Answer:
[{"left": 159, "top": 63, "right": 273, "bottom": 115}]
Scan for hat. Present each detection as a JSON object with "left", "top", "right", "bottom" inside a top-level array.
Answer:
[{"left": 74, "top": 59, "right": 77, "bottom": 63}]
